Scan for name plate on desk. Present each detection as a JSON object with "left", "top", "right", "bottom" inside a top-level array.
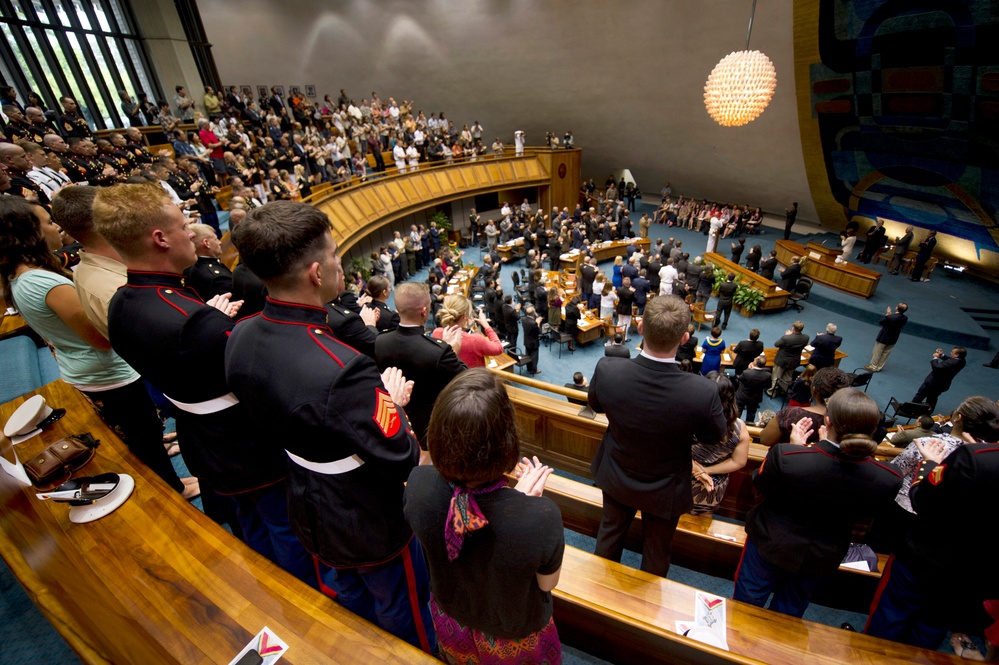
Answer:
[{"left": 808, "top": 252, "right": 822, "bottom": 260}]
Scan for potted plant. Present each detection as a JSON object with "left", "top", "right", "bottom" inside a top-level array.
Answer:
[
  {"left": 430, "top": 210, "right": 456, "bottom": 243},
  {"left": 734, "top": 283, "right": 765, "bottom": 317},
  {"left": 710, "top": 264, "right": 727, "bottom": 296},
  {"left": 349, "top": 255, "right": 372, "bottom": 281}
]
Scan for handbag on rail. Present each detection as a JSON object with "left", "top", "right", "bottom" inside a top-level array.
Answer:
[{"left": 23, "top": 433, "right": 100, "bottom": 490}]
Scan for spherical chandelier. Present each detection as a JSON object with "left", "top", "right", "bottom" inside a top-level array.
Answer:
[
  {"left": 703, "top": 50, "right": 777, "bottom": 127},
  {"left": 703, "top": 0, "right": 776, "bottom": 128}
]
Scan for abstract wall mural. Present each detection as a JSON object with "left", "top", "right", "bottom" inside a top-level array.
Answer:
[{"left": 794, "top": 0, "right": 999, "bottom": 259}]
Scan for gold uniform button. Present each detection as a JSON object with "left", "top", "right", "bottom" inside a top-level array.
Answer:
[
  {"left": 314, "top": 329, "right": 323, "bottom": 335},
  {"left": 214, "top": 270, "right": 220, "bottom": 274},
  {"left": 164, "top": 289, "right": 173, "bottom": 294}
]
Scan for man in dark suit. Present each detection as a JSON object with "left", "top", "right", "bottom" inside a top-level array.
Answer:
[
  {"left": 502, "top": 295, "right": 520, "bottom": 349},
  {"left": 783, "top": 201, "right": 797, "bottom": 240},
  {"left": 736, "top": 355, "right": 770, "bottom": 422},
  {"left": 859, "top": 219, "right": 887, "bottom": 264},
  {"left": 521, "top": 304, "right": 542, "bottom": 374},
  {"left": 588, "top": 296, "right": 727, "bottom": 576},
  {"left": 912, "top": 346, "right": 966, "bottom": 412},
  {"left": 375, "top": 283, "right": 467, "bottom": 444},
  {"left": 910, "top": 230, "right": 936, "bottom": 282},
  {"left": 676, "top": 323, "right": 698, "bottom": 362},
  {"left": 713, "top": 272, "right": 738, "bottom": 329},
  {"left": 867, "top": 302, "right": 908, "bottom": 372},
  {"left": 769, "top": 320, "right": 809, "bottom": 395},
  {"left": 759, "top": 250, "right": 778, "bottom": 281},
  {"left": 632, "top": 269, "right": 651, "bottom": 314},
  {"left": 579, "top": 256, "right": 597, "bottom": 300},
  {"left": 888, "top": 226, "right": 913, "bottom": 275},
  {"left": 778, "top": 256, "right": 801, "bottom": 292},
  {"left": 731, "top": 328, "right": 764, "bottom": 375},
  {"left": 604, "top": 332, "right": 631, "bottom": 358},
  {"left": 564, "top": 372, "right": 589, "bottom": 406},
  {"left": 808, "top": 323, "right": 842, "bottom": 369},
  {"left": 733, "top": 389, "right": 903, "bottom": 617}
]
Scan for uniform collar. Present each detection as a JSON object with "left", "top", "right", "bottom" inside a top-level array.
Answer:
[
  {"left": 126, "top": 270, "right": 186, "bottom": 288},
  {"left": 262, "top": 297, "right": 329, "bottom": 327}
]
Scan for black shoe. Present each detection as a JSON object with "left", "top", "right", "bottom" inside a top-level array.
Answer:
[
  {"left": 985, "top": 363, "right": 999, "bottom": 369},
  {"left": 841, "top": 623, "right": 856, "bottom": 632}
]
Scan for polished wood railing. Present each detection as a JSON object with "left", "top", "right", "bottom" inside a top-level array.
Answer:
[
  {"left": 301, "top": 148, "right": 580, "bottom": 254},
  {"left": 0, "top": 382, "right": 438, "bottom": 665}
]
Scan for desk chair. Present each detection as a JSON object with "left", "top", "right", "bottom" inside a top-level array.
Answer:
[{"left": 883, "top": 397, "right": 932, "bottom": 425}]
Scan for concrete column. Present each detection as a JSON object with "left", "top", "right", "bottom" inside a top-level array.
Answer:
[{"left": 131, "top": 0, "right": 204, "bottom": 114}]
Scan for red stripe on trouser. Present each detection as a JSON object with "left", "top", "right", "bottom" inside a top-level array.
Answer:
[
  {"left": 313, "top": 554, "right": 338, "bottom": 599},
  {"left": 401, "top": 543, "right": 432, "bottom": 655},
  {"left": 863, "top": 554, "right": 895, "bottom": 633},
  {"left": 733, "top": 539, "right": 750, "bottom": 588}
]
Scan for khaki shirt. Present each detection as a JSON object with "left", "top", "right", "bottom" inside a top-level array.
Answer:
[{"left": 75, "top": 251, "right": 127, "bottom": 340}]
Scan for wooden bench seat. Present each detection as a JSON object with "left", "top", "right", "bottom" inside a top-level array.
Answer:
[
  {"left": 554, "top": 546, "right": 959, "bottom": 665},
  {"left": 1, "top": 382, "right": 438, "bottom": 665},
  {"left": 540, "top": 473, "right": 889, "bottom": 613}
]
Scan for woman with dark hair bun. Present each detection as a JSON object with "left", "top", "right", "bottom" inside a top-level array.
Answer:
[
  {"left": 733, "top": 388, "right": 904, "bottom": 618},
  {"left": 690, "top": 371, "right": 751, "bottom": 514},
  {"left": 759, "top": 366, "right": 852, "bottom": 446},
  {"left": 404, "top": 369, "right": 564, "bottom": 664}
]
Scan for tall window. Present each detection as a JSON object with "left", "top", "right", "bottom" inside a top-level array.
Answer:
[{"left": 0, "top": 0, "right": 162, "bottom": 130}]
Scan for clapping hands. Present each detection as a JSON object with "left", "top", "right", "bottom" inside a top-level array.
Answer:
[
  {"left": 206, "top": 292, "right": 244, "bottom": 318},
  {"left": 789, "top": 416, "right": 825, "bottom": 446},
  {"left": 514, "top": 456, "right": 552, "bottom": 497}
]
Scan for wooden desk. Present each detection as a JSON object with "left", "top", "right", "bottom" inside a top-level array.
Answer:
[
  {"left": 0, "top": 382, "right": 438, "bottom": 665},
  {"left": 496, "top": 237, "right": 524, "bottom": 262},
  {"left": 775, "top": 240, "right": 882, "bottom": 298},
  {"left": 562, "top": 237, "right": 651, "bottom": 271},
  {"left": 1, "top": 312, "right": 28, "bottom": 340},
  {"left": 694, "top": 346, "right": 847, "bottom": 369},
  {"left": 485, "top": 352, "right": 516, "bottom": 371},
  {"left": 703, "top": 252, "right": 788, "bottom": 313}
]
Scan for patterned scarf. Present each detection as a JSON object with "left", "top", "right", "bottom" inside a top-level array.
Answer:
[{"left": 445, "top": 479, "right": 507, "bottom": 561}]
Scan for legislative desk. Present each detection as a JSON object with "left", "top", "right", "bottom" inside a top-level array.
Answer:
[
  {"left": 495, "top": 236, "right": 525, "bottom": 263},
  {"left": 703, "top": 253, "right": 788, "bottom": 313},
  {"left": 0, "top": 382, "right": 438, "bottom": 665},
  {"left": 1, "top": 311, "right": 28, "bottom": 340},
  {"left": 775, "top": 240, "right": 882, "bottom": 298},
  {"left": 560, "top": 237, "right": 651, "bottom": 272},
  {"left": 539, "top": 270, "right": 603, "bottom": 344},
  {"left": 694, "top": 345, "right": 847, "bottom": 369}
]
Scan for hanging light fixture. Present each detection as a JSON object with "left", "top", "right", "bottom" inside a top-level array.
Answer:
[{"left": 703, "top": 0, "right": 776, "bottom": 127}]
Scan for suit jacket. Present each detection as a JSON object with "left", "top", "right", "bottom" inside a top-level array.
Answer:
[
  {"left": 922, "top": 356, "right": 966, "bottom": 392},
  {"left": 747, "top": 439, "right": 902, "bottom": 575},
  {"left": 588, "top": 356, "right": 727, "bottom": 519},
  {"left": 876, "top": 313, "right": 908, "bottom": 345},
  {"left": 780, "top": 263, "right": 801, "bottom": 291},
  {"left": 760, "top": 256, "right": 778, "bottom": 280},
  {"left": 808, "top": 333, "right": 842, "bottom": 368},
  {"left": 604, "top": 343, "right": 631, "bottom": 358},
  {"left": 522, "top": 315, "right": 540, "bottom": 349},
  {"left": 375, "top": 325, "right": 467, "bottom": 443},
  {"left": 502, "top": 304, "right": 520, "bottom": 338},
  {"left": 736, "top": 367, "right": 770, "bottom": 405},
  {"left": 564, "top": 383, "right": 589, "bottom": 406},
  {"left": 893, "top": 232, "right": 913, "bottom": 256},
  {"left": 774, "top": 331, "right": 809, "bottom": 369},
  {"left": 579, "top": 263, "right": 597, "bottom": 292},
  {"left": 732, "top": 340, "right": 764, "bottom": 374},
  {"left": 717, "top": 280, "right": 738, "bottom": 305},
  {"left": 676, "top": 335, "right": 698, "bottom": 362}
]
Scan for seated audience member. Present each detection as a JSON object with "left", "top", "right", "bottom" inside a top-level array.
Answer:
[
  {"left": 731, "top": 328, "right": 764, "bottom": 375},
  {"left": 375, "top": 283, "right": 467, "bottom": 446},
  {"left": 690, "top": 372, "right": 750, "bottom": 515},
  {"left": 432, "top": 294, "right": 503, "bottom": 368},
  {"left": 181, "top": 223, "right": 233, "bottom": 301},
  {"left": 733, "top": 388, "right": 904, "bottom": 617},
  {"left": 808, "top": 323, "right": 842, "bottom": 369},
  {"left": 759, "top": 367, "right": 851, "bottom": 446},
  {"left": 564, "top": 372, "right": 589, "bottom": 406},
  {"left": 786, "top": 364, "right": 817, "bottom": 408},
  {"left": 225, "top": 200, "right": 434, "bottom": 653},
  {"left": 366, "top": 274, "right": 400, "bottom": 331},
  {"left": 1, "top": 195, "right": 195, "bottom": 500},
  {"left": 604, "top": 332, "right": 630, "bottom": 358},
  {"left": 866, "top": 413, "right": 999, "bottom": 650},
  {"left": 888, "top": 414, "right": 938, "bottom": 447},
  {"left": 93, "top": 184, "right": 313, "bottom": 582},
  {"left": 737, "top": 355, "right": 771, "bottom": 423},
  {"left": 404, "top": 369, "right": 563, "bottom": 664}
]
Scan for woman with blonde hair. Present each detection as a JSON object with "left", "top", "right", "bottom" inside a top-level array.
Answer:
[{"left": 432, "top": 294, "right": 503, "bottom": 368}]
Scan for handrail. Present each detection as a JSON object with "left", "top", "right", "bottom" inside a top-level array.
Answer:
[
  {"left": 488, "top": 367, "right": 590, "bottom": 401},
  {"left": 302, "top": 146, "right": 570, "bottom": 206}
]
